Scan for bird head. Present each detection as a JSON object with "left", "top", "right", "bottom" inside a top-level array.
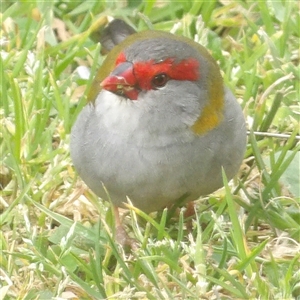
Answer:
[{"left": 88, "top": 28, "right": 225, "bottom": 135}]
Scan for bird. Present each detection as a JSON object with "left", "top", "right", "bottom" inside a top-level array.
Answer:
[{"left": 70, "top": 19, "right": 247, "bottom": 244}]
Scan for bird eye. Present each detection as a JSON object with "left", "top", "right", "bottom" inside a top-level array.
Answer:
[{"left": 151, "top": 73, "right": 169, "bottom": 88}]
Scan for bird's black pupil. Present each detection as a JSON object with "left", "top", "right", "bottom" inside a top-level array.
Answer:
[{"left": 152, "top": 73, "right": 168, "bottom": 88}]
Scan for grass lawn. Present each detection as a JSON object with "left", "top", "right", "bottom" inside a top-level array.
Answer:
[{"left": 1, "top": 1, "right": 299, "bottom": 299}]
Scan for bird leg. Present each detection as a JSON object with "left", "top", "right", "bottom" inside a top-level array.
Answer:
[
  {"left": 114, "top": 206, "right": 137, "bottom": 250},
  {"left": 184, "top": 201, "right": 196, "bottom": 232}
]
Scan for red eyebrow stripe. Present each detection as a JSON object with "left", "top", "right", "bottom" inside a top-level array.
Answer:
[
  {"left": 114, "top": 52, "right": 200, "bottom": 91},
  {"left": 134, "top": 58, "right": 199, "bottom": 89},
  {"left": 116, "top": 52, "right": 127, "bottom": 65}
]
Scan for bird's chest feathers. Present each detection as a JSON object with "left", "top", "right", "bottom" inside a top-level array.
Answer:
[{"left": 95, "top": 91, "right": 196, "bottom": 148}]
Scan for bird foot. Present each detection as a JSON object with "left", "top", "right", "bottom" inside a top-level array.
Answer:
[{"left": 115, "top": 225, "right": 138, "bottom": 251}]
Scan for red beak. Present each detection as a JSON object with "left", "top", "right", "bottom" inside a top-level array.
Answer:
[{"left": 101, "top": 62, "right": 139, "bottom": 100}]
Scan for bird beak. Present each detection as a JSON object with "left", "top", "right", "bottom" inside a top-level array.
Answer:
[{"left": 101, "top": 61, "right": 139, "bottom": 100}]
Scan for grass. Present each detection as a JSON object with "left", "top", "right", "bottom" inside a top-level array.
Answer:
[{"left": 1, "top": 0, "right": 299, "bottom": 299}]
